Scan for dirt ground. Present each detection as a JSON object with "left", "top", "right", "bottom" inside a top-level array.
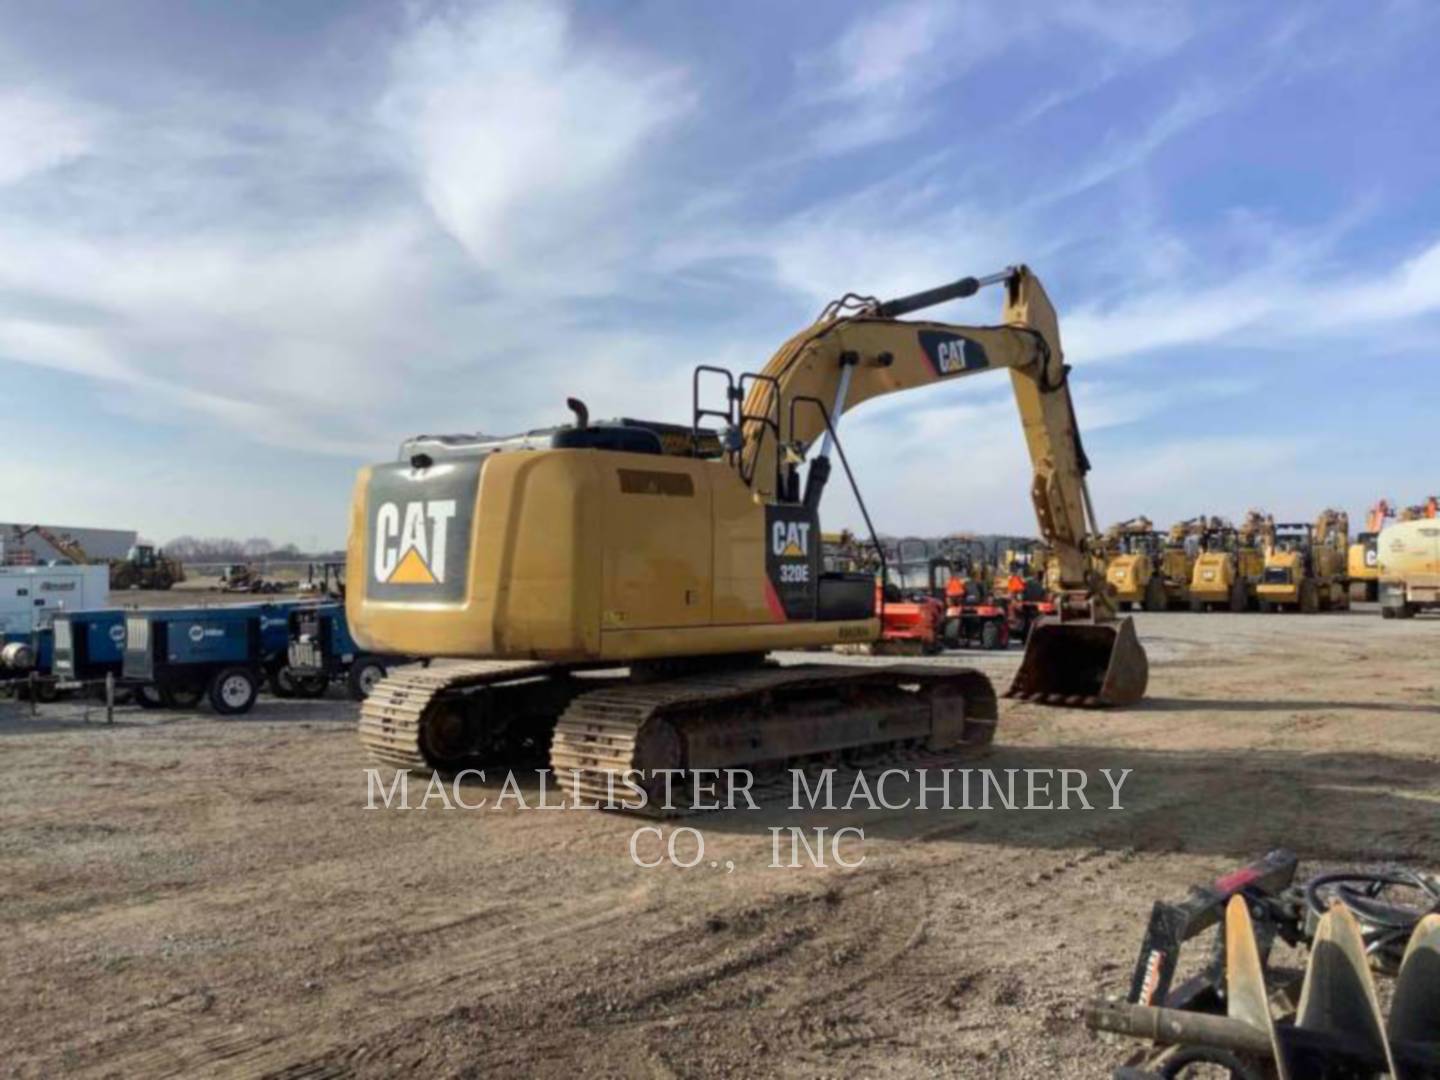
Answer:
[{"left": 2, "top": 610, "right": 1437, "bottom": 1078}]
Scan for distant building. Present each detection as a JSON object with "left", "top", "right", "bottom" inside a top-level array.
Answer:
[{"left": 0, "top": 522, "right": 139, "bottom": 565}]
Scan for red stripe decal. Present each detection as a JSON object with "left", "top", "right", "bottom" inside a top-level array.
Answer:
[
  {"left": 763, "top": 578, "right": 788, "bottom": 622},
  {"left": 1213, "top": 867, "right": 1261, "bottom": 895}
]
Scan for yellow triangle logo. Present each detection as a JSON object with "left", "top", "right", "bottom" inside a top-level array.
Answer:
[
  {"left": 781, "top": 542, "right": 804, "bottom": 557},
  {"left": 389, "top": 547, "right": 436, "bottom": 584}
]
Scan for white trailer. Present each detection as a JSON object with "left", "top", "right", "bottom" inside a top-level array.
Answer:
[{"left": 0, "top": 564, "right": 111, "bottom": 640}]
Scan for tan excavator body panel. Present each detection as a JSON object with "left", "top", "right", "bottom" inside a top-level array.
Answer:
[{"left": 348, "top": 451, "right": 877, "bottom": 662}]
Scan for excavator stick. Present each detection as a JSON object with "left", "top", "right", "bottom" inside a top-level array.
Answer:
[{"left": 1006, "top": 614, "right": 1147, "bottom": 707}]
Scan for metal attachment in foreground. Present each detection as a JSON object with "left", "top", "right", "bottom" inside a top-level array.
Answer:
[{"left": 1087, "top": 852, "right": 1440, "bottom": 1079}]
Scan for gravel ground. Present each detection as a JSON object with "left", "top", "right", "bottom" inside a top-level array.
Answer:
[{"left": 2, "top": 609, "right": 1437, "bottom": 1078}]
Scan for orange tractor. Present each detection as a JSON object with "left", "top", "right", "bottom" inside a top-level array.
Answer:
[
  {"left": 874, "top": 537, "right": 945, "bottom": 654},
  {"left": 993, "top": 540, "right": 1057, "bottom": 642},
  {"left": 938, "top": 538, "right": 1012, "bottom": 650}
]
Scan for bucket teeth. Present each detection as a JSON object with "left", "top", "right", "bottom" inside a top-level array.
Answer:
[{"left": 1006, "top": 614, "right": 1148, "bottom": 707}]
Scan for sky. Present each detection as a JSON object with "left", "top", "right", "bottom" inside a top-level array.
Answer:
[{"left": 0, "top": 0, "right": 1437, "bottom": 547}]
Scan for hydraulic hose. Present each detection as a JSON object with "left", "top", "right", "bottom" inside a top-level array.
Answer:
[{"left": 1303, "top": 867, "right": 1440, "bottom": 966}]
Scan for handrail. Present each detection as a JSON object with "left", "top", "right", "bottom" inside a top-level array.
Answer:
[
  {"left": 738, "top": 372, "right": 783, "bottom": 491},
  {"left": 788, "top": 394, "right": 886, "bottom": 622},
  {"left": 692, "top": 365, "right": 738, "bottom": 461}
]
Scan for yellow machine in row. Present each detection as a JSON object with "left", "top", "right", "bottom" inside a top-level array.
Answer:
[
  {"left": 1103, "top": 517, "right": 1196, "bottom": 611},
  {"left": 1256, "top": 510, "right": 1350, "bottom": 613},
  {"left": 1102, "top": 517, "right": 1166, "bottom": 611},
  {"left": 1188, "top": 513, "right": 1268, "bottom": 611},
  {"left": 1348, "top": 500, "right": 1394, "bottom": 602},
  {"left": 346, "top": 267, "right": 1148, "bottom": 800}
]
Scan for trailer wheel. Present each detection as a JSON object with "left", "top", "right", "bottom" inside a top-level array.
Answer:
[
  {"left": 267, "top": 663, "right": 297, "bottom": 698},
  {"left": 1381, "top": 605, "right": 1397, "bottom": 619},
  {"left": 980, "top": 620, "right": 1003, "bottom": 651},
  {"left": 161, "top": 683, "right": 205, "bottom": 709},
  {"left": 1143, "top": 576, "right": 1167, "bottom": 612},
  {"left": 292, "top": 673, "right": 329, "bottom": 699},
  {"left": 209, "top": 667, "right": 259, "bottom": 716},
  {"left": 134, "top": 684, "right": 165, "bottom": 709},
  {"left": 347, "top": 659, "right": 387, "bottom": 701}
]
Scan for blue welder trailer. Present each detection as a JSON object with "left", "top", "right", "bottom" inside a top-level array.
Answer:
[
  {"left": 52, "top": 609, "right": 127, "bottom": 688},
  {"left": 122, "top": 601, "right": 312, "bottom": 715}
]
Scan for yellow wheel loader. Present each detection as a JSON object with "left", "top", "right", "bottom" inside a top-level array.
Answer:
[
  {"left": 1256, "top": 510, "right": 1350, "bottom": 613},
  {"left": 1103, "top": 518, "right": 1169, "bottom": 612},
  {"left": 1187, "top": 518, "right": 1257, "bottom": 612},
  {"left": 1160, "top": 517, "right": 1203, "bottom": 609},
  {"left": 346, "top": 267, "right": 1148, "bottom": 805}
]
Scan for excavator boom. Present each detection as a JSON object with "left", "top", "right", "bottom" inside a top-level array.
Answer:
[{"left": 735, "top": 266, "right": 1146, "bottom": 706}]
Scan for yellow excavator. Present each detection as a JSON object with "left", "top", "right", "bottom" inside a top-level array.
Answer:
[{"left": 347, "top": 267, "right": 1148, "bottom": 804}]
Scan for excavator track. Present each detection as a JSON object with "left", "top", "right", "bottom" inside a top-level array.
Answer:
[
  {"left": 551, "top": 663, "right": 997, "bottom": 813},
  {"left": 358, "top": 660, "right": 567, "bottom": 771}
]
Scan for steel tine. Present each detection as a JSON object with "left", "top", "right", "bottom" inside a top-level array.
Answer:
[
  {"left": 1389, "top": 913, "right": 1440, "bottom": 1078},
  {"left": 1293, "top": 902, "right": 1396, "bottom": 1078},
  {"left": 1225, "top": 895, "right": 1287, "bottom": 1079}
]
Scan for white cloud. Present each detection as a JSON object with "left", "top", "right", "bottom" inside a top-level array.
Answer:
[
  {"left": 794, "top": 0, "right": 1197, "bottom": 155},
  {"left": 1033, "top": 85, "right": 1230, "bottom": 206},
  {"left": 0, "top": 0, "right": 1435, "bottom": 548},
  {"left": 1064, "top": 238, "right": 1440, "bottom": 364},
  {"left": 0, "top": 91, "right": 94, "bottom": 185},
  {"left": 380, "top": 0, "right": 692, "bottom": 290}
]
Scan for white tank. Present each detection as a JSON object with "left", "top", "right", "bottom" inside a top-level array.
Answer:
[
  {"left": 1, "top": 640, "right": 36, "bottom": 670},
  {"left": 1377, "top": 520, "right": 1440, "bottom": 582}
]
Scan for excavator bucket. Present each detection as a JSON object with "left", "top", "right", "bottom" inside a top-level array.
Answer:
[{"left": 1006, "top": 614, "right": 1148, "bottom": 707}]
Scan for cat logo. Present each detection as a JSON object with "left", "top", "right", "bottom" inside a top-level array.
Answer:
[
  {"left": 374, "top": 500, "right": 457, "bottom": 585},
  {"left": 772, "top": 521, "right": 811, "bottom": 558},
  {"left": 919, "top": 329, "right": 989, "bottom": 377},
  {"left": 934, "top": 338, "right": 970, "bottom": 374}
]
